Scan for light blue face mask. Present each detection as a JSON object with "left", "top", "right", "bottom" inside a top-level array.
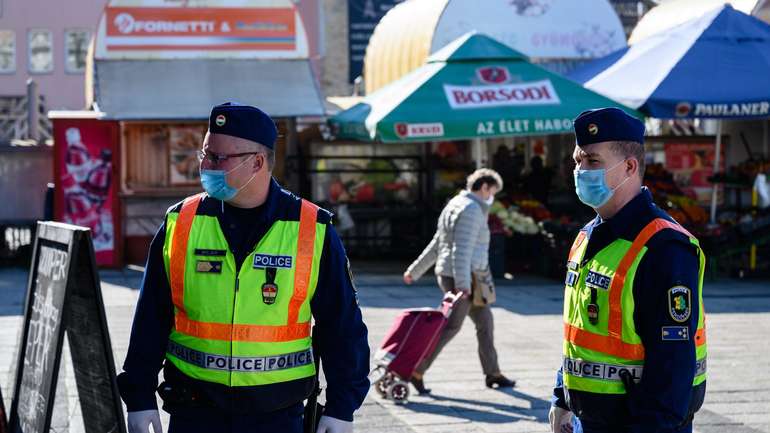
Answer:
[
  {"left": 200, "top": 155, "right": 256, "bottom": 201},
  {"left": 573, "top": 159, "right": 630, "bottom": 209}
]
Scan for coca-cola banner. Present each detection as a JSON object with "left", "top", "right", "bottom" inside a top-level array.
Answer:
[{"left": 54, "top": 119, "right": 120, "bottom": 266}]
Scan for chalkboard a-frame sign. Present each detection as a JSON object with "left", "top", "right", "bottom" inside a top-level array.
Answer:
[{"left": 8, "top": 222, "right": 126, "bottom": 433}]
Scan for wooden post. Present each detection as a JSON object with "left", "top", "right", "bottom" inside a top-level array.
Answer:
[{"left": 26, "top": 79, "right": 40, "bottom": 143}]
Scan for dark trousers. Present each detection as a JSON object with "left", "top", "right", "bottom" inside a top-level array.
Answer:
[
  {"left": 576, "top": 418, "right": 693, "bottom": 433},
  {"left": 414, "top": 275, "right": 501, "bottom": 376},
  {"left": 168, "top": 402, "right": 304, "bottom": 433}
]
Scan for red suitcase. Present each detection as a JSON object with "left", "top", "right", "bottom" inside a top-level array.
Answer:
[{"left": 370, "top": 292, "right": 462, "bottom": 404}]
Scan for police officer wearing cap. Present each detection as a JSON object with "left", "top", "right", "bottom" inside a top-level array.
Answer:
[
  {"left": 118, "top": 103, "right": 370, "bottom": 433},
  {"left": 548, "top": 108, "right": 707, "bottom": 433}
]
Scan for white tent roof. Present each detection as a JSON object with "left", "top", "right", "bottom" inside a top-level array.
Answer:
[{"left": 629, "top": 0, "right": 760, "bottom": 43}]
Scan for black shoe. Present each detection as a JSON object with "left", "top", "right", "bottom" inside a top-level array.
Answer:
[
  {"left": 410, "top": 376, "right": 432, "bottom": 395},
  {"left": 485, "top": 374, "right": 516, "bottom": 389}
]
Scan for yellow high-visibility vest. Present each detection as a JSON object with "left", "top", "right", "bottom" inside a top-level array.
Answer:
[
  {"left": 563, "top": 218, "right": 707, "bottom": 394},
  {"left": 162, "top": 193, "right": 327, "bottom": 387}
]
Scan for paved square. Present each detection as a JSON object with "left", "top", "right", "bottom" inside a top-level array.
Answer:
[{"left": 1, "top": 268, "right": 769, "bottom": 432}]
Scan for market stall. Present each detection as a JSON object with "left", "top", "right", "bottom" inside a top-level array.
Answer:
[
  {"left": 327, "top": 32, "right": 636, "bottom": 267},
  {"left": 50, "top": 0, "right": 326, "bottom": 266},
  {"left": 286, "top": 141, "right": 429, "bottom": 258},
  {"left": 571, "top": 4, "right": 770, "bottom": 277}
]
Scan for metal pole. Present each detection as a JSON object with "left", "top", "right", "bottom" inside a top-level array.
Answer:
[
  {"left": 751, "top": 186, "right": 757, "bottom": 271},
  {"left": 709, "top": 120, "right": 723, "bottom": 224},
  {"left": 26, "top": 79, "right": 40, "bottom": 143},
  {"left": 472, "top": 138, "right": 483, "bottom": 169},
  {"left": 764, "top": 119, "right": 768, "bottom": 158}
]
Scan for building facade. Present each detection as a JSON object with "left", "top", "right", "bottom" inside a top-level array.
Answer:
[{"left": 0, "top": 0, "right": 107, "bottom": 111}]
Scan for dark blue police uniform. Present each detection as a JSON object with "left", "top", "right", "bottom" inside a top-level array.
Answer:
[
  {"left": 117, "top": 178, "right": 370, "bottom": 432},
  {"left": 552, "top": 187, "right": 706, "bottom": 433}
]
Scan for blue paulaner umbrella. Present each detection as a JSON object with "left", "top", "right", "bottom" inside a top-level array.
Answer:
[{"left": 569, "top": 4, "right": 770, "bottom": 221}]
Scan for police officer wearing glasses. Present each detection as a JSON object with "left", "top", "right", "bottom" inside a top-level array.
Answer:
[
  {"left": 549, "top": 108, "right": 707, "bottom": 433},
  {"left": 118, "top": 103, "right": 370, "bottom": 433}
]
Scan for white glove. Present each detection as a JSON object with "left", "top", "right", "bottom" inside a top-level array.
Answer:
[
  {"left": 548, "top": 406, "right": 573, "bottom": 433},
  {"left": 127, "top": 410, "right": 163, "bottom": 433},
  {"left": 316, "top": 415, "right": 353, "bottom": 433}
]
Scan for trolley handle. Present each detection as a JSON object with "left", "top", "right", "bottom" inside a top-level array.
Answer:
[{"left": 440, "top": 291, "right": 464, "bottom": 317}]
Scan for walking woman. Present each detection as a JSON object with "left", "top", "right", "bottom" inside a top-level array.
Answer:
[{"left": 403, "top": 168, "right": 515, "bottom": 394}]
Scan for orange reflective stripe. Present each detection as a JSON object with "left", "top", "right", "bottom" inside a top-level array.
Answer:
[
  {"left": 568, "top": 231, "right": 587, "bottom": 262},
  {"left": 608, "top": 218, "right": 692, "bottom": 339},
  {"left": 695, "top": 327, "right": 706, "bottom": 346},
  {"left": 288, "top": 199, "right": 319, "bottom": 325},
  {"left": 170, "top": 193, "right": 204, "bottom": 311},
  {"left": 176, "top": 312, "right": 310, "bottom": 342},
  {"left": 565, "top": 323, "right": 645, "bottom": 360}
]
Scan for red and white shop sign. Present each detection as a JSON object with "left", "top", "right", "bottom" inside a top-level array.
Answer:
[{"left": 444, "top": 79, "right": 560, "bottom": 109}]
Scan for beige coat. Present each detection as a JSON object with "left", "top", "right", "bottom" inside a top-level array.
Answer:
[{"left": 406, "top": 190, "right": 490, "bottom": 290}]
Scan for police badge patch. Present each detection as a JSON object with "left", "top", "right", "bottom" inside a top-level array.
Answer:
[
  {"left": 262, "top": 282, "right": 278, "bottom": 305},
  {"left": 262, "top": 267, "right": 278, "bottom": 305},
  {"left": 668, "top": 286, "right": 691, "bottom": 322}
]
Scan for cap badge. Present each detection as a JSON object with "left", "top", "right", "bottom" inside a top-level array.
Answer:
[
  {"left": 215, "top": 114, "right": 226, "bottom": 127},
  {"left": 587, "top": 123, "right": 599, "bottom": 135}
]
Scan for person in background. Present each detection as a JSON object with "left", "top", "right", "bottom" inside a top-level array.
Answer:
[
  {"left": 524, "top": 156, "right": 553, "bottom": 205},
  {"left": 402, "top": 169, "right": 516, "bottom": 394},
  {"left": 492, "top": 145, "right": 516, "bottom": 194}
]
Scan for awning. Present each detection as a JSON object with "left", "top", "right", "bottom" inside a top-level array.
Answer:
[
  {"left": 90, "top": 59, "right": 324, "bottom": 120},
  {"left": 331, "top": 33, "right": 639, "bottom": 143},
  {"left": 569, "top": 5, "right": 770, "bottom": 119},
  {"left": 628, "top": 0, "right": 760, "bottom": 44}
]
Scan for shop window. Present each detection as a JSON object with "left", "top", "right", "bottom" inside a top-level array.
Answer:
[
  {"left": 306, "top": 142, "right": 423, "bottom": 206},
  {"left": 123, "top": 123, "right": 205, "bottom": 191},
  {"left": 28, "top": 29, "right": 53, "bottom": 74},
  {"left": 168, "top": 125, "right": 206, "bottom": 186},
  {"left": 124, "top": 121, "right": 292, "bottom": 193},
  {"left": 65, "top": 29, "right": 90, "bottom": 73},
  {"left": 300, "top": 141, "right": 427, "bottom": 257},
  {"left": 311, "top": 155, "right": 422, "bottom": 206},
  {"left": 0, "top": 30, "right": 15, "bottom": 73}
]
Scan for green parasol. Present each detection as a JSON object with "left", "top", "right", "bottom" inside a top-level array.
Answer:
[{"left": 331, "top": 32, "right": 641, "bottom": 143}]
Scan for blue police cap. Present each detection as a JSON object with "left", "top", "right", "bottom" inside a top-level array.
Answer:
[
  {"left": 573, "top": 107, "right": 645, "bottom": 147},
  {"left": 208, "top": 102, "right": 277, "bottom": 149}
]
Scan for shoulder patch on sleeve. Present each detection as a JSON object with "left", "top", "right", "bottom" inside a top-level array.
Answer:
[{"left": 668, "top": 285, "right": 692, "bottom": 322}]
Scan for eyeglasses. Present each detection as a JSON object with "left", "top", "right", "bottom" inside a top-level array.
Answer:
[{"left": 196, "top": 150, "right": 260, "bottom": 165}]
